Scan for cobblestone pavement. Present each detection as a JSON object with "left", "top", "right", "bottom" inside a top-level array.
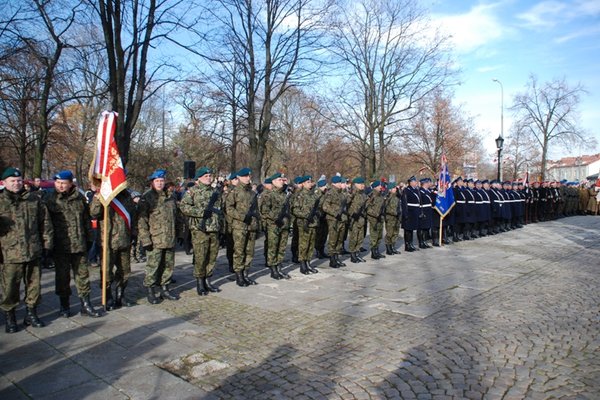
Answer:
[{"left": 1, "top": 216, "right": 599, "bottom": 399}]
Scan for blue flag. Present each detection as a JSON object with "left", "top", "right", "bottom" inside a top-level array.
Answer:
[{"left": 434, "top": 154, "right": 455, "bottom": 218}]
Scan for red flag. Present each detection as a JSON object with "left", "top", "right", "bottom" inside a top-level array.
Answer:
[{"left": 90, "top": 111, "right": 127, "bottom": 206}]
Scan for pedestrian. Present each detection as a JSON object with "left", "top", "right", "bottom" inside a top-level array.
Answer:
[
  {"left": 137, "top": 169, "right": 180, "bottom": 304},
  {"left": 180, "top": 167, "right": 224, "bottom": 296},
  {"left": 45, "top": 170, "right": 102, "bottom": 318},
  {"left": 224, "top": 167, "right": 260, "bottom": 287},
  {"left": 0, "top": 167, "right": 53, "bottom": 332},
  {"left": 89, "top": 189, "right": 137, "bottom": 309}
]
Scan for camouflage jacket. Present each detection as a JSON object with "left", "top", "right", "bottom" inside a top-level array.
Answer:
[
  {"left": 385, "top": 193, "right": 401, "bottom": 217},
  {"left": 180, "top": 183, "right": 222, "bottom": 233},
  {"left": 89, "top": 191, "right": 136, "bottom": 251},
  {"left": 225, "top": 182, "right": 259, "bottom": 232},
  {"left": 137, "top": 188, "right": 178, "bottom": 249},
  {"left": 0, "top": 189, "right": 53, "bottom": 263},
  {"left": 321, "top": 187, "right": 348, "bottom": 223},
  {"left": 44, "top": 187, "right": 91, "bottom": 254},
  {"left": 366, "top": 191, "right": 386, "bottom": 222},
  {"left": 347, "top": 190, "right": 367, "bottom": 227},
  {"left": 291, "top": 188, "right": 320, "bottom": 229},
  {"left": 259, "top": 187, "right": 291, "bottom": 228}
]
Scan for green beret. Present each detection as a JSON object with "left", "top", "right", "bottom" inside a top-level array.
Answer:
[
  {"left": 237, "top": 167, "right": 252, "bottom": 177},
  {"left": 352, "top": 177, "right": 365, "bottom": 184},
  {"left": 194, "top": 166, "right": 212, "bottom": 179},
  {"left": 269, "top": 172, "right": 282, "bottom": 181},
  {"left": 1, "top": 167, "right": 22, "bottom": 180}
]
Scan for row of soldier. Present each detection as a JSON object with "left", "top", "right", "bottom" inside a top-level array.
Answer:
[{"left": 1, "top": 164, "right": 597, "bottom": 333}]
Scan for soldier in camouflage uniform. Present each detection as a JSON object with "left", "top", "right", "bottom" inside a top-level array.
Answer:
[
  {"left": 89, "top": 189, "right": 137, "bottom": 310},
  {"left": 384, "top": 182, "right": 401, "bottom": 255},
  {"left": 223, "top": 172, "right": 239, "bottom": 272},
  {"left": 138, "top": 169, "right": 180, "bottom": 304},
  {"left": 365, "top": 181, "right": 387, "bottom": 260},
  {"left": 224, "top": 167, "right": 260, "bottom": 287},
  {"left": 1, "top": 167, "right": 53, "bottom": 333},
  {"left": 45, "top": 170, "right": 102, "bottom": 318},
  {"left": 291, "top": 176, "right": 320, "bottom": 274},
  {"left": 346, "top": 177, "right": 368, "bottom": 264},
  {"left": 180, "top": 167, "right": 223, "bottom": 296},
  {"left": 314, "top": 179, "right": 329, "bottom": 259},
  {"left": 259, "top": 172, "right": 292, "bottom": 280},
  {"left": 322, "top": 175, "right": 348, "bottom": 268}
]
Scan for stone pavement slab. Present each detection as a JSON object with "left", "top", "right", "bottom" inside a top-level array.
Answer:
[{"left": 1, "top": 215, "right": 600, "bottom": 399}]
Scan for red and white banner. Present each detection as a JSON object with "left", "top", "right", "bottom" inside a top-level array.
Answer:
[{"left": 90, "top": 111, "right": 127, "bottom": 206}]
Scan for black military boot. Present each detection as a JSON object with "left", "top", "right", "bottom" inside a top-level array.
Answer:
[
  {"left": 4, "top": 309, "right": 18, "bottom": 333},
  {"left": 243, "top": 269, "right": 258, "bottom": 285},
  {"left": 417, "top": 231, "right": 427, "bottom": 248},
  {"left": 114, "top": 283, "right": 133, "bottom": 308},
  {"left": 235, "top": 272, "right": 249, "bottom": 287},
  {"left": 391, "top": 243, "right": 400, "bottom": 254},
  {"left": 350, "top": 252, "right": 360, "bottom": 263},
  {"left": 386, "top": 244, "right": 393, "bottom": 255},
  {"left": 371, "top": 248, "right": 380, "bottom": 260},
  {"left": 59, "top": 296, "right": 70, "bottom": 317},
  {"left": 306, "top": 260, "right": 319, "bottom": 273},
  {"left": 299, "top": 261, "right": 310, "bottom": 275},
  {"left": 335, "top": 254, "right": 347, "bottom": 267},
  {"left": 196, "top": 278, "right": 209, "bottom": 296},
  {"left": 203, "top": 277, "right": 221, "bottom": 292},
  {"left": 104, "top": 284, "right": 115, "bottom": 311},
  {"left": 316, "top": 249, "right": 329, "bottom": 259},
  {"left": 80, "top": 296, "right": 102, "bottom": 318},
  {"left": 24, "top": 306, "right": 45, "bottom": 328},
  {"left": 276, "top": 264, "right": 291, "bottom": 279},
  {"left": 269, "top": 266, "right": 282, "bottom": 280},
  {"left": 432, "top": 228, "right": 440, "bottom": 247},
  {"left": 161, "top": 285, "right": 179, "bottom": 301},
  {"left": 404, "top": 231, "right": 415, "bottom": 252},
  {"left": 147, "top": 286, "right": 162, "bottom": 304},
  {"left": 329, "top": 256, "right": 339, "bottom": 268}
]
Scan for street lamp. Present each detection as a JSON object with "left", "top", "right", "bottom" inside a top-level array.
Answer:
[{"left": 496, "top": 135, "right": 504, "bottom": 181}]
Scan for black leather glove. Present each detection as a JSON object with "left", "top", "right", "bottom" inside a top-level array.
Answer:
[
  {"left": 202, "top": 209, "right": 213, "bottom": 219},
  {"left": 143, "top": 244, "right": 154, "bottom": 252},
  {"left": 275, "top": 218, "right": 284, "bottom": 228}
]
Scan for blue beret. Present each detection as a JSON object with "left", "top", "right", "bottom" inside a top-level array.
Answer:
[
  {"left": 194, "top": 167, "right": 212, "bottom": 179},
  {"left": 264, "top": 177, "right": 272, "bottom": 184},
  {"left": 371, "top": 180, "right": 381, "bottom": 188},
  {"left": 293, "top": 176, "right": 302, "bottom": 184},
  {"left": 352, "top": 177, "right": 365, "bottom": 184},
  {"left": 228, "top": 172, "right": 238, "bottom": 180},
  {"left": 317, "top": 180, "right": 327, "bottom": 187},
  {"left": 304, "top": 175, "right": 312, "bottom": 181},
  {"left": 331, "top": 176, "right": 343, "bottom": 184},
  {"left": 148, "top": 169, "right": 167, "bottom": 180},
  {"left": 408, "top": 176, "right": 417, "bottom": 183},
  {"left": 269, "top": 172, "right": 282, "bottom": 181},
  {"left": 1, "top": 167, "right": 22, "bottom": 180},
  {"left": 54, "top": 170, "right": 74, "bottom": 181},
  {"left": 560, "top": 179, "right": 567, "bottom": 184},
  {"left": 237, "top": 167, "right": 252, "bottom": 177}
]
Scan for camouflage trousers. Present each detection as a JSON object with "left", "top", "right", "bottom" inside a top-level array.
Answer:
[
  {"left": 0, "top": 259, "right": 42, "bottom": 311},
  {"left": 384, "top": 216, "right": 400, "bottom": 245},
  {"left": 99, "top": 247, "right": 131, "bottom": 287},
  {"left": 264, "top": 224, "right": 289, "bottom": 267},
  {"left": 368, "top": 217, "right": 383, "bottom": 248},
  {"left": 298, "top": 226, "right": 316, "bottom": 261},
  {"left": 54, "top": 252, "right": 91, "bottom": 298},
  {"left": 326, "top": 219, "right": 346, "bottom": 255},
  {"left": 143, "top": 248, "right": 175, "bottom": 287},
  {"left": 347, "top": 219, "right": 366, "bottom": 252},
  {"left": 191, "top": 230, "right": 219, "bottom": 278},
  {"left": 232, "top": 226, "right": 256, "bottom": 273}
]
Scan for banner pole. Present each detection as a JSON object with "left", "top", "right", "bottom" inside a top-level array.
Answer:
[
  {"left": 439, "top": 215, "right": 444, "bottom": 246},
  {"left": 101, "top": 203, "right": 110, "bottom": 308}
]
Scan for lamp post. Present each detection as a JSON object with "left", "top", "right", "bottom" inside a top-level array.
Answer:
[{"left": 496, "top": 135, "right": 504, "bottom": 181}]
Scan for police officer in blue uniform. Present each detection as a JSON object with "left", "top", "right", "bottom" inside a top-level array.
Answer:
[{"left": 401, "top": 176, "right": 420, "bottom": 252}]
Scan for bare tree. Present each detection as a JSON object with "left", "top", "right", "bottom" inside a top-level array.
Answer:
[
  {"left": 402, "top": 89, "right": 481, "bottom": 177},
  {"left": 511, "top": 75, "right": 590, "bottom": 181},
  {"left": 200, "top": 0, "right": 333, "bottom": 181},
  {"left": 328, "top": 0, "right": 453, "bottom": 176},
  {"left": 502, "top": 120, "right": 541, "bottom": 180}
]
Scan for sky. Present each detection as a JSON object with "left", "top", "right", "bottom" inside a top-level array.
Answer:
[{"left": 426, "top": 0, "right": 600, "bottom": 160}]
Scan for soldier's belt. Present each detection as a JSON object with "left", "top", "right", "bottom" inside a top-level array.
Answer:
[
  {"left": 407, "top": 203, "right": 421, "bottom": 207},
  {"left": 421, "top": 204, "right": 432, "bottom": 208},
  {"left": 456, "top": 200, "right": 466, "bottom": 204}
]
